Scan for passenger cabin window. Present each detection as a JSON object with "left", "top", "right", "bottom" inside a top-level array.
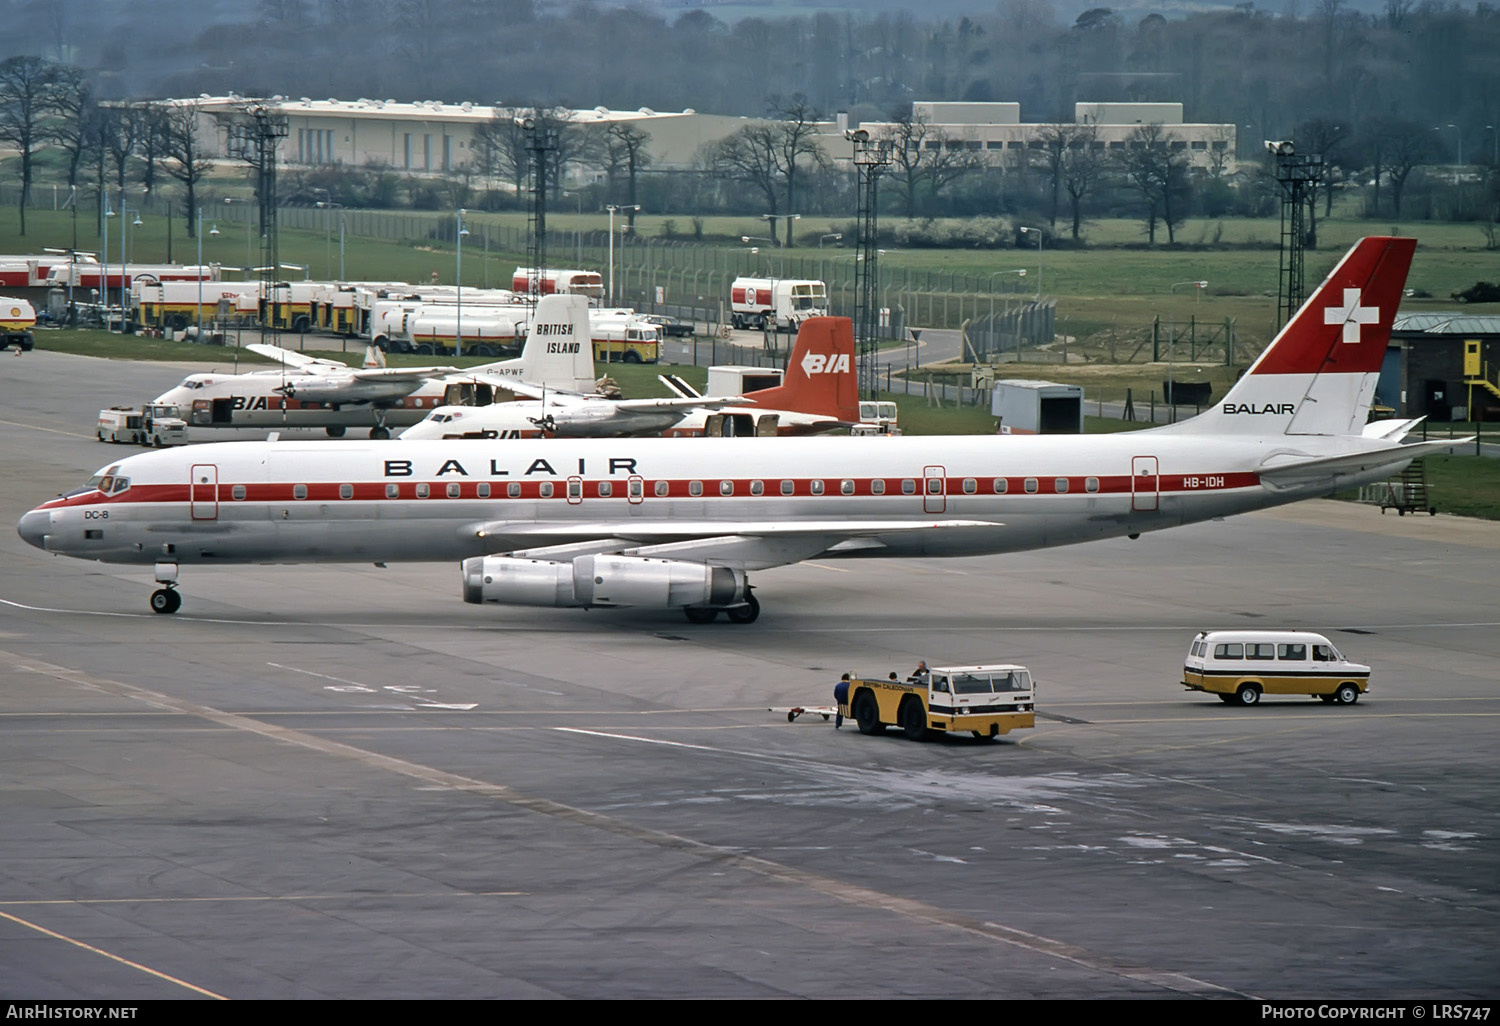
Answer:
[
  {"left": 1247, "top": 644, "right": 1275, "bottom": 660},
  {"left": 1055, "top": 478, "right": 1069, "bottom": 493},
  {"left": 568, "top": 480, "right": 582, "bottom": 499},
  {"left": 810, "top": 480, "right": 824, "bottom": 495},
  {"left": 926, "top": 478, "right": 941, "bottom": 495},
  {"left": 598, "top": 482, "right": 613, "bottom": 498},
  {"left": 446, "top": 482, "right": 461, "bottom": 498},
  {"left": 689, "top": 481, "right": 703, "bottom": 497},
  {"left": 962, "top": 478, "right": 976, "bottom": 494},
  {"left": 781, "top": 480, "right": 795, "bottom": 496},
  {"left": 901, "top": 479, "right": 916, "bottom": 495},
  {"left": 719, "top": 480, "right": 733, "bottom": 496},
  {"left": 1086, "top": 477, "right": 1099, "bottom": 493},
  {"left": 841, "top": 479, "right": 854, "bottom": 495},
  {"left": 509, "top": 483, "right": 521, "bottom": 498},
  {"left": 539, "top": 482, "right": 553, "bottom": 498},
  {"left": 415, "top": 483, "right": 430, "bottom": 498},
  {"left": 993, "top": 478, "right": 1008, "bottom": 494},
  {"left": 655, "top": 480, "right": 669, "bottom": 497},
  {"left": 293, "top": 484, "right": 308, "bottom": 500},
  {"left": 1214, "top": 643, "right": 1243, "bottom": 659},
  {"left": 1024, "top": 478, "right": 1038, "bottom": 493},
  {"left": 232, "top": 485, "right": 247, "bottom": 501},
  {"left": 750, "top": 480, "right": 764, "bottom": 496},
  {"left": 340, "top": 484, "right": 354, "bottom": 500},
  {"left": 385, "top": 484, "right": 399, "bottom": 499},
  {"left": 871, "top": 479, "right": 886, "bottom": 495},
  {"left": 477, "top": 483, "right": 491, "bottom": 499},
  {"left": 1278, "top": 644, "right": 1306, "bottom": 660}
]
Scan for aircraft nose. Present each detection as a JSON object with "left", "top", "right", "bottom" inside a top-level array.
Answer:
[{"left": 16, "top": 509, "right": 50, "bottom": 551}]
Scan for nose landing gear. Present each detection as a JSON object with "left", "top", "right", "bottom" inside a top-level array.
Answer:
[
  {"left": 151, "top": 561, "right": 182, "bottom": 614},
  {"left": 150, "top": 587, "right": 182, "bottom": 615}
]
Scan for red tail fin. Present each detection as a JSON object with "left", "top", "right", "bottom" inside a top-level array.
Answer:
[
  {"left": 744, "top": 317, "right": 860, "bottom": 421},
  {"left": 1249, "top": 236, "right": 1415, "bottom": 377}
]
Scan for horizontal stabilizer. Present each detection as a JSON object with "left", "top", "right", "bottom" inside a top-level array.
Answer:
[{"left": 1257, "top": 440, "right": 1468, "bottom": 489}]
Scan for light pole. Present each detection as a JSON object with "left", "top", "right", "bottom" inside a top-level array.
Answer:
[
  {"left": 986, "top": 269, "right": 1027, "bottom": 350},
  {"left": 1167, "top": 280, "right": 1209, "bottom": 424},
  {"left": 762, "top": 212, "right": 800, "bottom": 252},
  {"left": 456, "top": 208, "right": 469, "bottom": 357},
  {"left": 1433, "top": 123, "right": 1461, "bottom": 166},
  {"left": 1018, "top": 226, "right": 1042, "bottom": 300},
  {"left": 119, "top": 199, "right": 141, "bottom": 333},
  {"left": 741, "top": 235, "right": 780, "bottom": 275},
  {"left": 101, "top": 191, "right": 112, "bottom": 323},
  {"left": 606, "top": 204, "right": 640, "bottom": 306},
  {"left": 314, "top": 191, "right": 343, "bottom": 279}
]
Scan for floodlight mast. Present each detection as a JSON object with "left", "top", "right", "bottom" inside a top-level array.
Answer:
[{"left": 848, "top": 129, "right": 892, "bottom": 399}]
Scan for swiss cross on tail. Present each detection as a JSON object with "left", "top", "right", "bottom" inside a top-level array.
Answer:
[
  {"left": 1325, "top": 289, "right": 1380, "bottom": 344},
  {"left": 1247, "top": 236, "right": 1415, "bottom": 377}
]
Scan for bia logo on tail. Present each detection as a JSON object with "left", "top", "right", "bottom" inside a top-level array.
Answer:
[{"left": 800, "top": 352, "right": 850, "bottom": 375}]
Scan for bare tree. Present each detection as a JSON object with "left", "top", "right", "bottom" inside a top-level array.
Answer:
[
  {"left": 1034, "top": 123, "right": 1077, "bottom": 229},
  {"left": 159, "top": 102, "right": 214, "bottom": 239},
  {"left": 0, "top": 56, "right": 65, "bottom": 236},
  {"left": 1370, "top": 116, "right": 1434, "bottom": 218},
  {"left": 766, "top": 93, "right": 826, "bottom": 246},
  {"left": 1060, "top": 124, "right": 1105, "bottom": 241},
  {"left": 472, "top": 112, "right": 531, "bottom": 198},
  {"left": 1122, "top": 123, "right": 1191, "bottom": 245},
  {"left": 49, "top": 67, "right": 95, "bottom": 194},
  {"left": 709, "top": 123, "right": 784, "bottom": 227},
  {"left": 600, "top": 122, "right": 652, "bottom": 227},
  {"left": 879, "top": 108, "right": 982, "bottom": 218}
]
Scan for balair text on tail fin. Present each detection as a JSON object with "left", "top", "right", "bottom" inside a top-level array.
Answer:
[
  {"left": 745, "top": 316, "right": 861, "bottom": 422},
  {"left": 1168, "top": 236, "right": 1415, "bottom": 438}
]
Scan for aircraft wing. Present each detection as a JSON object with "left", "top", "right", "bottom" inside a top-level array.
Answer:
[
  {"left": 349, "top": 365, "right": 461, "bottom": 385},
  {"left": 467, "top": 518, "right": 999, "bottom": 571},
  {"left": 611, "top": 395, "right": 753, "bottom": 413},
  {"left": 245, "top": 343, "right": 349, "bottom": 371}
]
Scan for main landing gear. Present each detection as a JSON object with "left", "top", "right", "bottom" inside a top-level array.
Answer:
[
  {"left": 150, "top": 561, "right": 181, "bottom": 615},
  {"left": 683, "top": 590, "right": 760, "bottom": 624}
]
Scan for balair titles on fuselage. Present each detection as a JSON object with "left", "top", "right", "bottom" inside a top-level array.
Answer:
[{"left": 382, "top": 454, "right": 641, "bottom": 478}]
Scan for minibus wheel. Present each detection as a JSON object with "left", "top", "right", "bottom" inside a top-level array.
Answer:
[
  {"left": 1333, "top": 683, "right": 1361, "bottom": 705},
  {"left": 1236, "top": 683, "right": 1262, "bottom": 706}
]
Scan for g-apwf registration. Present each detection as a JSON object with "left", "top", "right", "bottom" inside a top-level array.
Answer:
[{"left": 18, "top": 238, "right": 1454, "bottom": 622}]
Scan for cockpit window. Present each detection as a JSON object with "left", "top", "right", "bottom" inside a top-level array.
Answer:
[{"left": 79, "top": 466, "right": 130, "bottom": 497}]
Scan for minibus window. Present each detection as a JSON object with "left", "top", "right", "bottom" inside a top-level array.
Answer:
[
  {"left": 1313, "top": 645, "right": 1335, "bottom": 662},
  {"left": 1278, "top": 644, "right": 1306, "bottom": 660},
  {"left": 1214, "top": 643, "right": 1243, "bottom": 659},
  {"left": 1247, "top": 643, "right": 1275, "bottom": 660}
]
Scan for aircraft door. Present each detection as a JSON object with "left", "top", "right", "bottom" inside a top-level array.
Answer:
[
  {"left": 924, "top": 465, "right": 946, "bottom": 514},
  {"left": 1131, "top": 456, "right": 1159, "bottom": 511},
  {"left": 627, "top": 475, "right": 644, "bottom": 505},
  {"left": 190, "top": 464, "right": 218, "bottom": 520}
]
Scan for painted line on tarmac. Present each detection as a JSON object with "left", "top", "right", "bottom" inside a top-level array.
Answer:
[
  {"left": 0, "top": 908, "right": 226, "bottom": 1000},
  {"left": 2, "top": 646, "right": 1250, "bottom": 1000}
]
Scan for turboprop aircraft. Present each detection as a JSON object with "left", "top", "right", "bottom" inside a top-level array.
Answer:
[
  {"left": 398, "top": 316, "right": 862, "bottom": 440},
  {"left": 147, "top": 294, "right": 598, "bottom": 439},
  {"left": 19, "top": 238, "right": 1459, "bottom": 623}
]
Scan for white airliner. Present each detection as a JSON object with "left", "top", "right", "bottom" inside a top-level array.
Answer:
[
  {"left": 399, "top": 317, "right": 863, "bottom": 440},
  {"left": 148, "top": 294, "right": 598, "bottom": 439},
  {"left": 19, "top": 238, "right": 1456, "bottom": 623}
]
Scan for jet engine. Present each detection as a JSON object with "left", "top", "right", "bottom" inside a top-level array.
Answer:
[{"left": 462, "top": 554, "right": 746, "bottom": 609}]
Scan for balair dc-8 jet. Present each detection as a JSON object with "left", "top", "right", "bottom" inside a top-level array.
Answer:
[
  {"left": 148, "top": 294, "right": 598, "bottom": 439},
  {"left": 19, "top": 238, "right": 1454, "bottom": 623}
]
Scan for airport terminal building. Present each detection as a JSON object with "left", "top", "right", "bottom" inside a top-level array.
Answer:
[{"left": 171, "top": 97, "right": 1238, "bottom": 178}]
